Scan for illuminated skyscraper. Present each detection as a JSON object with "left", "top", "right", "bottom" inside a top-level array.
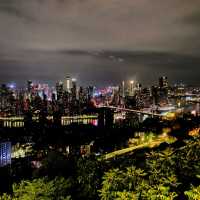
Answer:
[
  {"left": 122, "top": 81, "right": 125, "bottom": 97},
  {"left": 64, "top": 75, "right": 72, "bottom": 93},
  {"left": 135, "top": 83, "right": 142, "bottom": 94},
  {"left": 158, "top": 76, "right": 169, "bottom": 105},
  {"left": 71, "top": 78, "right": 77, "bottom": 100},
  {"left": 128, "top": 80, "right": 135, "bottom": 96},
  {"left": 56, "top": 81, "right": 63, "bottom": 101}
]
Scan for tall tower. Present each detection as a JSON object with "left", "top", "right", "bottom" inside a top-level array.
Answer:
[
  {"left": 129, "top": 80, "right": 135, "bottom": 96},
  {"left": 151, "top": 86, "right": 159, "bottom": 106},
  {"left": 27, "top": 80, "right": 33, "bottom": 93},
  {"left": 87, "top": 86, "right": 94, "bottom": 101},
  {"left": 64, "top": 75, "right": 72, "bottom": 93},
  {"left": 122, "top": 81, "right": 125, "bottom": 98},
  {"left": 158, "top": 76, "right": 169, "bottom": 105},
  {"left": 56, "top": 81, "right": 63, "bottom": 101},
  {"left": 71, "top": 78, "right": 77, "bottom": 100},
  {"left": 159, "top": 76, "right": 168, "bottom": 88}
]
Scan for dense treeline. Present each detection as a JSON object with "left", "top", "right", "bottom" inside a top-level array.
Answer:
[
  {"left": 100, "top": 136, "right": 200, "bottom": 199},
  {"left": 0, "top": 135, "right": 200, "bottom": 199}
]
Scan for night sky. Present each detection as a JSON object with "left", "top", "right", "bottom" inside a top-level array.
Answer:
[{"left": 1, "top": 0, "right": 200, "bottom": 86}]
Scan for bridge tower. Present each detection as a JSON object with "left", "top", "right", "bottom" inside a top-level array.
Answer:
[{"left": 98, "top": 108, "right": 114, "bottom": 128}]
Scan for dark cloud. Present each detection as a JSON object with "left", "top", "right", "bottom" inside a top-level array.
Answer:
[
  {"left": 0, "top": 50, "right": 199, "bottom": 86},
  {"left": 0, "top": 0, "right": 200, "bottom": 86},
  {"left": 0, "top": 0, "right": 36, "bottom": 22},
  {"left": 182, "top": 11, "right": 200, "bottom": 25}
]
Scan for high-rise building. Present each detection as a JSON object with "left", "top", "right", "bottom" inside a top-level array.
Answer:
[
  {"left": 64, "top": 75, "right": 72, "bottom": 92},
  {"left": 78, "top": 87, "right": 86, "bottom": 105},
  {"left": 151, "top": 86, "right": 159, "bottom": 106},
  {"left": 98, "top": 107, "right": 114, "bottom": 128},
  {"left": 56, "top": 81, "right": 63, "bottom": 101},
  {"left": 87, "top": 86, "right": 94, "bottom": 101},
  {"left": 135, "top": 83, "right": 142, "bottom": 95},
  {"left": 141, "top": 87, "right": 151, "bottom": 107},
  {"left": 122, "top": 81, "right": 125, "bottom": 97},
  {"left": 71, "top": 78, "right": 77, "bottom": 101},
  {"left": 159, "top": 76, "right": 168, "bottom": 88},
  {"left": 27, "top": 80, "right": 33, "bottom": 93},
  {"left": 158, "top": 76, "right": 169, "bottom": 105},
  {"left": 128, "top": 80, "right": 135, "bottom": 96}
]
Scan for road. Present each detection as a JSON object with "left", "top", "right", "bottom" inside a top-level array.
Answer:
[{"left": 103, "top": 136, "right": 174, "bottom": 160}]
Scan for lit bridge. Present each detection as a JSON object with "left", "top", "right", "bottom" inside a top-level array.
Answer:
[
  {"left": 98, "top": 106, "right": 162, "bottom": 117},
  {"left": 186, "top": 99, "right": 200, "bottom": 103},
  {"left": 169, "top": 93, "right": 200, "bottom": 98}
]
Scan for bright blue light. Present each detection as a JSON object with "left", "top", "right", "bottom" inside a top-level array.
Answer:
[
  {"left": 7, "top": 83, "right": 16, "bottom": 89},
  {"left": 93, "top": 91, "right": 100, "bottom": 97},
  {"left": 0, "top": 142, "right": 11, "bottom": 167}
]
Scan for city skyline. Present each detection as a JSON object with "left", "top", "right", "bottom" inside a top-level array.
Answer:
[
  {"left": 1, "top": 73, "right": 198, "bottom": 89},
  {"left": 1, "top": 1, "right": 200, "bottom": 85},
  {"left": 1, "top": 2, "right": 200, "bottom": 198}
]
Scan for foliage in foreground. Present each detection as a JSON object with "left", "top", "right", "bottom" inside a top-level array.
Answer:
[
  {"left": 99, "top": 137, "right": 200, "bottom": 199},
  {"left": 1, "top": 136, "right": 200, "bottom": 199},
  {"left": 0, "top": 177, "right": 72, "bottom": 200},
  {"left": 185, "top": 185, "right": 200, "bottom": 200}
]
